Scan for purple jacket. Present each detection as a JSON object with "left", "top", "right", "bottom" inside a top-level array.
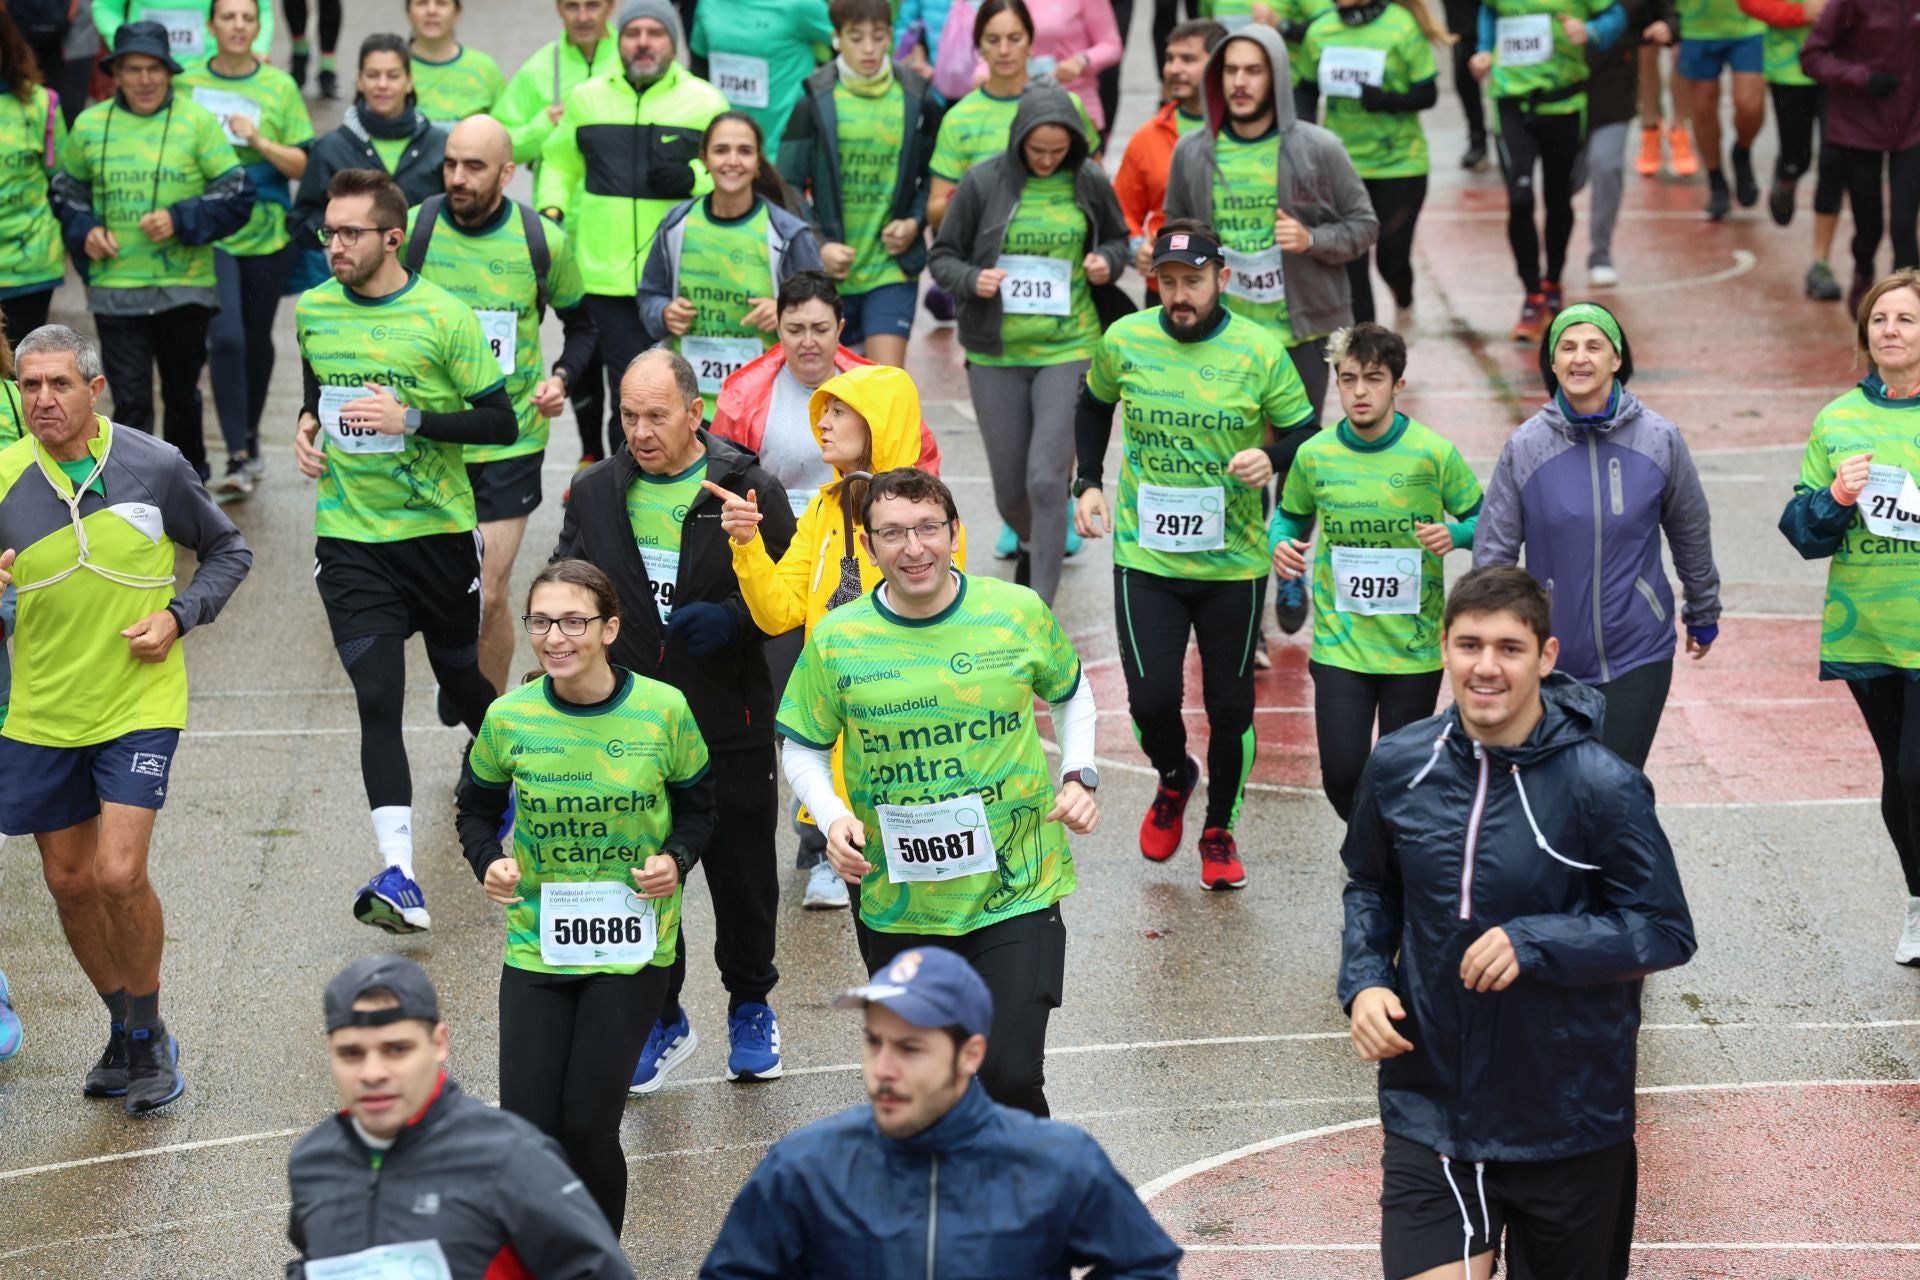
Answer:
[
  {"left": 1473, "top": 386, "right": 1721, "bottom": 686},
  {"left": 1801, "top": 0, "right": 1920, "bottom": 154}
]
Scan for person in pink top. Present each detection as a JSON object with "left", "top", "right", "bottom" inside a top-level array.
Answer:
[{"left": 979, "top": 0, "right": 1124, "bottom": 131}]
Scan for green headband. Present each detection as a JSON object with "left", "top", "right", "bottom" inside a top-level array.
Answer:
[{"left": 1548, "top": 303, "right": 1623, "bottom": 353}]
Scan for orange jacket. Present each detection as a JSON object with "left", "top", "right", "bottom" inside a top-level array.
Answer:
[
  {"left": 1113, "top": 99, "right": 1187, "bottom": 245},
  {"left": 709, "top": 344, "right": 942, "bottom": 474}
]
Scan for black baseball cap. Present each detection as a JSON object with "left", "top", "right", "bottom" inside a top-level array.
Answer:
[
  {"left": 833, "top": 946, "right": 992, "bottom": 1039},
  {"left": 1150, "top": 228, "right": 1221, "bottom": 270},
  {"left": 324, "top": 955, "right": 442, "bottom": 1032}
]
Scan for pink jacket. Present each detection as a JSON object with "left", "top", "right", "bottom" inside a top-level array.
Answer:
[
  {"left": 709, "top": 345, "right": 944, "bottom": 475},
  {"left": 976, "top": 0, "right": 1122, "bottom": 129}
]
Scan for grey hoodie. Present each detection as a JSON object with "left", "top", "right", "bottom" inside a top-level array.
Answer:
[
  {"left": 1164, "top": 25, "right": 1378, "bottom": 343},
  {"left": 926, "top": 81, "right": 1130, "bottom": 359}
]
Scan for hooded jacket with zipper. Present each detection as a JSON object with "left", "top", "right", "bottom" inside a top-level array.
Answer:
[
  {"left": 1473, "top": 383, "right": 1720, "bottom": 687},
  {"left": 710, "top": 343, "right": 944, "bottom": 475},
  {"left": 284, "top": 1074, "right": 635, "bottom": 1279},
  {"left": 926, "top": 82, "right": 1129, "bottom": 359},
  {"left": 637, "top": 194, "right": 824, "bottom": 344},
  {"left": 1799, "top": 0, "right": 1920, "bottom": 154},
  {"left": 1163, "top": 24, "right": 1378, "bottom": 342},
  {"left": 289, "top": 103, "right": 446, "bottom": 245},
  {"left": 1339, "top": 674, "right": 1697, "bottom": 1164},
  {"left": 699, "top": 1079, "right": 1183, "bottom": 1280},
  {"left": 553, "top": 430, "right": 797, "bottom": 755},
  {"left": 777, "top": 60, "right": 941, "bottom": 281}
]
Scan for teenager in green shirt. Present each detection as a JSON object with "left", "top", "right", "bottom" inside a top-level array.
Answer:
[{"left": 407, "top": 0, "right": 507, "bottom": 120}]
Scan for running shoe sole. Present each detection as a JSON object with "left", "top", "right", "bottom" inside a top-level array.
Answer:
[
  {"left": 354, "top": 891, "right": 429, "bottom": 934},
  {"left": 83, "top": 1072, "right": 128, "bottom": 1098},
  {"left": 629, "top": 1026, "right": 699, "bottom": 1095},
  {"left": 726, "top": 1061, "right": 784, "bottom": 1082}
]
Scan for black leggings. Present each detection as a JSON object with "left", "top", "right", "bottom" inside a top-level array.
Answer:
[
  {"left": 1348, "top": 175, "right": 1428, "bottom": 322},
  {"left": 283, "top": 0, "right": 342, "bottom": 48},
  {"left": 1115, "top": 566, "right": 1266, "bottom": 830},
  {"left": 210, "top": 246, "right": 296, "bottom": 454},
  {"left": 1768, "top": 82, "right": 1844, "bottom": 216},
  {"left": 1830, "top": 142, "right": 1920, "bottom": 278},
  {"left": 337, "top": 634, "right": 494, "bottom": 809},
  {"left": 1443, "top": 0, "right": 1488, "bottom": 143},
  {"left": 498, "top": 962, "right": 669, "bottom": 1230},
  {"left": 858, "top": 903, "right": 1066, "bottom": 1118},
  {"left": 1846, "top": 675, "right": 1920, "bottom": 898},
  {"left": 1, "top": 288, "right": 52, "bottom": 348},
  {"left": 1496, "top": 101, "right": 1585, "bottom": 294},
  {"left": 661, "top": 746, "right": 780, "bottom": 1017},
  {"left": 1309, "top": 662, "right": 1444, "bottom": 821},
  {"left": 1593, "top": 659, "right": 1672, "bottom": 772},
  {"left": 95, "top": 306, "right": 213, "bottom": 477}
]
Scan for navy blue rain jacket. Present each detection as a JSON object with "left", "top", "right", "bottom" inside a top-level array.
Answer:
[
  {"left": 699, "top": 1080, "right": 1183, "bottom": 1279},
  {"left": 1338, "top": 673, "right": 1697, "bottom": 1163}
]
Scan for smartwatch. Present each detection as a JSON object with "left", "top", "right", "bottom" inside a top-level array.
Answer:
[
  {"left": 1071, "top": 478, "right": 1102, "bottom": 498},
  {"left": 1062, "top": 765, "right": 1099, "bottom": 791},
  {"left": 403, "top": 407, "right": 423, "bottom": 434}
]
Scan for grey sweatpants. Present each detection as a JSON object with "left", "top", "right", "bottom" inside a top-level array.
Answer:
[
  {"left": 1586, "top": 121, "right": 1630, "bottom": 268},
  {"left": 966, "top": 359, "right": 1088, "bottom": 605}
]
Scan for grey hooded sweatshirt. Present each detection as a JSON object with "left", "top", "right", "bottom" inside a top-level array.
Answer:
[{"left": 1164, "top": 23, "right": 1378, "bottom": 343}]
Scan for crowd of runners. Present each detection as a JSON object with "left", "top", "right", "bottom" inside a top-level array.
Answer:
[{"left": 0, "top": 0, "right": 1916, "bottom": 1274}]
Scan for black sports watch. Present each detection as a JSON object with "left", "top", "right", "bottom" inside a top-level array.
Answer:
[
  {"left": 1071, "top": 478, "right": 1102, "bottom": 498},
  {"left": 1062, "top": 765, "right": 1099, "bottom": 791}
]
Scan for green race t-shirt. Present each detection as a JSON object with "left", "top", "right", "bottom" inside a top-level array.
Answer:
[
  {"left": 371, "top": 134, "right": 411, "bottom": 173},
  {"left": 624, "top": 459, "right": 706, "bottom": 624},
  {"left": 60, "top": 93, "right": 239, "bottom": 291},
  {"left": 928, "top": 87, "right": 1099, "bottom": 182},
  {"left": 1211, "top": 127, "right": 1293, "bottom": 344},
  {"left": 834, "top": 80, "right": 910, "bottom": 294},
  {"left": 404, "top": 198, "right": 586, "bottom": 462},
  {"left": 295, "top": 273, "right": 504, "bottom": 541},
  {"left": 0, "top": 383, "right": 23, "bottom": 445},
  {"left": 1798, "top": 386, "right": 1920, "bottom": 675},
  {"left": 1484, "top": 0, "right": 1611, "bottom": 115},
  {"left": 691, "top": 0, "right": 835, "bottom": 162},
  {"left": 1302, "top": 5, "right": 1436, "bottom": 180},
  {"left": 672, "top": 196, "right": 778, "bottom": 392},
  {"left": 1677, "top": 0, "right": 1764, "bottom": 41},
  {"left": 177, "top": 59, "right": 315, "bottom": 257},
  {"left": 1758, "top": 2, "right": 1815, "bottom": 86},
  {"left": 1275, "top": 414, "right": 1483, "bottom": 674},
  {"left": 970, "top": 171, "right": 1098, "bottom": 369},
  {"left": 1200, "top": 0, "right": 1334, "bottom": 83},
  {"left": 1087, "top": 307, "right": 1312, "bottom": 580},
  {"left": 778, "top": 572, "right": 1083, "bottom": 936},
  {"left": 467, "top": 669, "right": 711, "bottom": 975},
  {"left": 409, "top": 45, "right": 508, "bottom": 121},
  {"left": 0, "top": 86, "right": 67, "bottom": 296}
]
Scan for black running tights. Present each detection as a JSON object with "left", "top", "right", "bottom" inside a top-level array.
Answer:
[
  {"left": 1309, "top": 662, "right": 1444, "bottom": 821},
  {"left": 1847, "top": 675, "right": 1920, "bottom": 897},
  {"left": 1768, "top": 82, "right": 1844, "bottom": 216},
  {"left": 1348, "top": 175, "right": 1428, "bottom": 322},
  {"left": 1830, "top": 143, "right": 1920, "bottom": 279},
  {"left": 1496, "top": 101, "right": 1585, "bottom": 294},
  {"left": 283, "top": 0, "right": 341, "bottom": 48},
  {"left": 338, "top": 634, "right": 493, "bottom": 809}
]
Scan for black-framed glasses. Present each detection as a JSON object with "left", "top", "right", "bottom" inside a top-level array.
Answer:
[
  {"left": 868, "top": 519, "right": 953, "bottom": 548},
  {"left": 522, "top": 614, "right": 606, "bottom": 636},
  {"left": 317, "top": 224, "right": 398, "bottom": 247}
]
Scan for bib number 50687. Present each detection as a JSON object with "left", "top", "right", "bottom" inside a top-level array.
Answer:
[{"left": 893, "top": 830, "right": 978, "bottom": 866}]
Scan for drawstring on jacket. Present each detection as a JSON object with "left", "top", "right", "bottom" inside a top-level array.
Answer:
[
  {"left": 1439, "top": 1154, "right": 1491, "bottom": 1278},
  {"left": 17, "top": 434, "right": 177, "bottom": 594},
  {"left": 1408, "top": 721, "right": 1452, "bottom": 789},
  {"left": 1510, "top": 765, "right": 1600, "bottom": 871}
]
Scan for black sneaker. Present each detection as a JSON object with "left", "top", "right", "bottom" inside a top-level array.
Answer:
[
  {"left": 317, "top": 67, "right": 339, "bottom": 100},
  {"left": 1731, "top": 147, "right": 1759, "bottom": 208},
  {"left": 1013, "top": 549, "right": 1031, "bottom": 588},
  {"left": 1804, "top": 260, "right": 1842, "bottom": 301},
  {"left": 436, "top": 684, "right": 461, "bottom": 727},
  {"left": 82, "top": 1024, "right": 129, "bottom": 1097},
  {"left": 1275, "top": 573, "right": 1309, "bottom": 635},
  {"left": 1460, "top": 136, "right": 1488, "bottom": 172},
  {"left": 1768, "top": 169, "right": 1798, "bottom": 227},
  {"left": 1703, "top": 175, "right": 1731, "bottom": 222},
  {"left": 124, "top": 1026, "right": 186, "bottom": 1115}
]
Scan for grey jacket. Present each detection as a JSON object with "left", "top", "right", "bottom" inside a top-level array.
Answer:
[
  {"left": 926, "top": 81, "right": 1129, "bottom": 359},
  {"left": 1164, "top": 23, "right": 1378, "bottom": 342},
  {"left": 638, "top": 195, "right": 824, "bottom": 343}
]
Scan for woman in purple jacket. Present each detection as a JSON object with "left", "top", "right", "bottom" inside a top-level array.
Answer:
[{"left": 1473, "top": 302, "right": 1723, "bottom": 769}]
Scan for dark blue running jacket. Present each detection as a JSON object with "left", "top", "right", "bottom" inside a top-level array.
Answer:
[{"left": 1338, "top": 674, "right": 1697, "bottom": 1163}]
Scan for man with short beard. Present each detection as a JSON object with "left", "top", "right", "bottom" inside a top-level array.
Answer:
[
  {"left": 535, "top": 0, "right": 728, "bottom": 461},
  {"left": 1071, "top": 220, "right": 1317, "bottom": 892}
]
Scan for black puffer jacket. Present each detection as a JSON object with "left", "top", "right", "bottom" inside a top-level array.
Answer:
[
  {"left": 1338, "top": 673, "right": 1697, "bottom": 1163},
  {"left": 290, "top": 104, "right": 448, "bottom": 244}
]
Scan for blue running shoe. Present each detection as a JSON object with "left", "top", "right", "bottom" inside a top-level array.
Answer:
[
  {"left": 124, "top": 1025, "right": 185, "bottom": 1114},
  {"left": 629, "top": 1010, "right": 698, "bottom": 1095},
  {"left": 354, "top": 866, "right": 432, "bottom": 933},
  {"left": 994, "top": 521, "right": 1018, "bottom": 559},
  {"left": 726, "top": 1003, "right": 783, "bottom": 1082},
  {"left": 1064, "top": 497, "right": 1083, "bottom": 557},
  {"left": 0, "top": 971, "right": 20, "bottom": 1061},
  {"left": 1275, "top": 573, "right": 1309, "bottom": 636}
]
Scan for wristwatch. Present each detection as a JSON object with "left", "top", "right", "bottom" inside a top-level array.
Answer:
[
  {"left": 403, "top": 407, "right": 422, "bottom": 434},
  {"left": 1062, "top": 765, "right": 1099, "bottom": 792},
  {"left": 1071, "top": 478, "right": 1102, "bottom": 498}
]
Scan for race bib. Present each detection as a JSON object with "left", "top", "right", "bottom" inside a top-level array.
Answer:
[
  {"left": 1137, "top": 484, "right": 1225, "bottom": 553},
  {"left": 1858, "top": 464, "right": 1920, "bottom": 542},
  {"left": 638, "top": 543, "right": 680, "bottom": 622},
  {"left": 188, "top": 86, "right": 262, "bottom": 147},
  {"left": 709, "top": 52, "right": 770, "bottom": 109},
  {"left": 680, "top": 334, "right": 763, "bottom": 395},
  {"left": 1027, "top": 55, "right": 1057, "bottom": 77},
  {"left": 1223, "top": 245, "right": 1286, "bottom": 305},
  {"left": 319, "top": 384, "right": 403, "bottom": 454},
  {"left": 1318, "top": 45, "right": 1387, "bottom": 99},
  {"left": 1331, "top": 545, "right": 1420, "bottom": 615},
  {"left": 877, "top": 793, "right": 999, "bottom": 883},
  {"left": 997, "top": 254, "right": 1072, "bottom": 316},
  {"left": 304, "top": 1240, "right": 453, "bottom": 1280},
  {"left": 147, "top": 7, "right": 206, "bottom": 59},
  {"left": 1496, "top": 14, "right": 1554, "bottom": 67},
  {"left": 538, "top": 881, "right": 658, "bottom": 968},
  {"left": 475, "top": 309, "right": 516, "bottom": 377}
]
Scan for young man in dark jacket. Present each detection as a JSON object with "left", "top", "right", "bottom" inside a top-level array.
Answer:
[
  {"left": 551, "top": 347, "right": 798, "bottom": 1092},
  {"left": 1340, "top": 565, "right": 1696, "bottom": 1280},
  {"left": 700, "top": 945, "right": 1183, "bottom": 1279}
]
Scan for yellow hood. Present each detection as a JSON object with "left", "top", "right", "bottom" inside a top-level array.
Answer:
[{"left": 809, "top": 364, "right": 928, "bottom": 477}]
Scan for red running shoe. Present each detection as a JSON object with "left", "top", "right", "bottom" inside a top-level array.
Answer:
[
  {"left": 1199, "top": 827, "right": 1247, "bottom": 891},
  {"left": 1140, "top": 756, "right": 1199, "bottom": 862}
]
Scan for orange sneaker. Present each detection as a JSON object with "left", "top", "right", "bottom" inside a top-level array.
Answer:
[
  {"left": 1512, "top": 293, "right": 1550, "bottom": 344},
  {"left": 1634, "top": 125, "right": 1661, "bottom": 177},
  {"left": 1667, "top": 125, "right": 1698, "bottom": 177}
]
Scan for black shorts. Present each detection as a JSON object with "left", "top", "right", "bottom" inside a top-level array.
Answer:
[
  {"left": 1380, "top": 1131, "right": 1634, "bottom": 1280},
  {"left": 466, "top": 451, "right": 543, "bottom": 524},
  {"left": 315, "top": 531, "right": 484, "bottom": 648}
]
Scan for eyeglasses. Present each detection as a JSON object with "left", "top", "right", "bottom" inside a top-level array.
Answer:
[
  {"left": 868, "top": 519, "right": 953, "bottom": 548},
  {"left": 522, "top": 614, "right": 606, "bottom": 636},
  {"left": 317, "top": 225, "right": 397, "bottom": 247}
]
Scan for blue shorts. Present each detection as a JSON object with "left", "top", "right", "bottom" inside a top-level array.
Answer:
[
  {"left": 0, "top": 728, "right": 181, "bottom": 835},
  {"left": 840, "top": 281, "right": 918, "bottom": 346},
  {"left": 1677, "top": 35, "right": 1763, "bottom": 80}
]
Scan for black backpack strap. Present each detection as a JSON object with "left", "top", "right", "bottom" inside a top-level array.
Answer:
[
  {"left": 404, "top": 194, "right": 444, "bottom": 276},
  {"left": 518, "top": 200, "right": 551, "bottom": 319}
]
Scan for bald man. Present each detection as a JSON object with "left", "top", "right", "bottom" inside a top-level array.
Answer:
[{"left": 405, "top": 116, "right": 597, "bottom": 701}]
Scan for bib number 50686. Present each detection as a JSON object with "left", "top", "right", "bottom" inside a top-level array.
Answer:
[{"left": 549, "top": 915, "right": 653, "bottom": 947}]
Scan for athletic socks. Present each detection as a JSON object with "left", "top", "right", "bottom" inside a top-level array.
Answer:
[
  {"left": 291, "top": 37, "right": 310, "bottom": 54},
  {"left": 101, "top": 988, "right": 129, "bottom": 1024},
  {"left": 128, "top": 989, "right": 161, "bottom": 1034},
  {"left": 318, "top": 53, "right": 336, "bottom": 73},
  {"left": 373, "top": 805, "right": 417, "bottom": 877}
]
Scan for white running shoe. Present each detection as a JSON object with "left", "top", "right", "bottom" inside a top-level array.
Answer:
[
  {"left": 1895, "top": 898, "right": 1920, "bottom": 966},
  {"left": 803, "top": 859, "right": 850, "bottom": 910},
  {"left": 1589, "top": 263, "right": 1619, "bottom": 288}
]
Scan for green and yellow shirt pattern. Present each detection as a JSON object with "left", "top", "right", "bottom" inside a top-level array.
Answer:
[
  {"left": 778, "top": 573, "right": 1083, "bottom": 937},
  {"left": 833, "top": 81, "right": 910, "bottom": 294},
  {"left": 1274, "top": 414, "right": 1483, "bottom": 674},
  {"left": 625, "top": 460, "right": 706, "bottom": 624},
  {"left": 1087, "top": 307, "right": 1311, "bottom": 581},
  {"left": 674, "top": 197, "right": 778, "bottom": 350},
  {"left": 410, "top": 45, "right": 509, "bottom": 121},
  {"left": 1211, "top": 128, "right": 1294, "bottom": 343},
  {"left": 0, "top": 85, "right": 67, "bottom": 297},
  {"left": 1483, "top": 0, "right": 1612, "bottom": 116},
  {"left": 177, "top": 59, "right": 314, "bottom": 258},
  {"left": 1302, "top": 4, "right": 1437, "bottom": 180},
  {"left": 467, "top": 669, "right": 711, "bottom": 974},
  {"left": 929, "top": 87, "right": 1099, "bottom": 183},
  {"left": 1677, "top": 0, "right": 1764, "bottom": 41},
  {"left": 295, "top": 273, "right": 504, "bottom": 542},
  {"left": 969, "top": 172, "right": 1099, "bottom": 369},
  {"left": 1757, "top": 0, "right": 1815, "bottom": 87}
]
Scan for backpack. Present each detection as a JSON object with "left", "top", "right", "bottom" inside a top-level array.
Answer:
[
  {"left": 9, "top": 0, "right": 79, "bottom": 46},
  {"left": 404, "top": 195, "right": 553, "bottom": 317}
]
